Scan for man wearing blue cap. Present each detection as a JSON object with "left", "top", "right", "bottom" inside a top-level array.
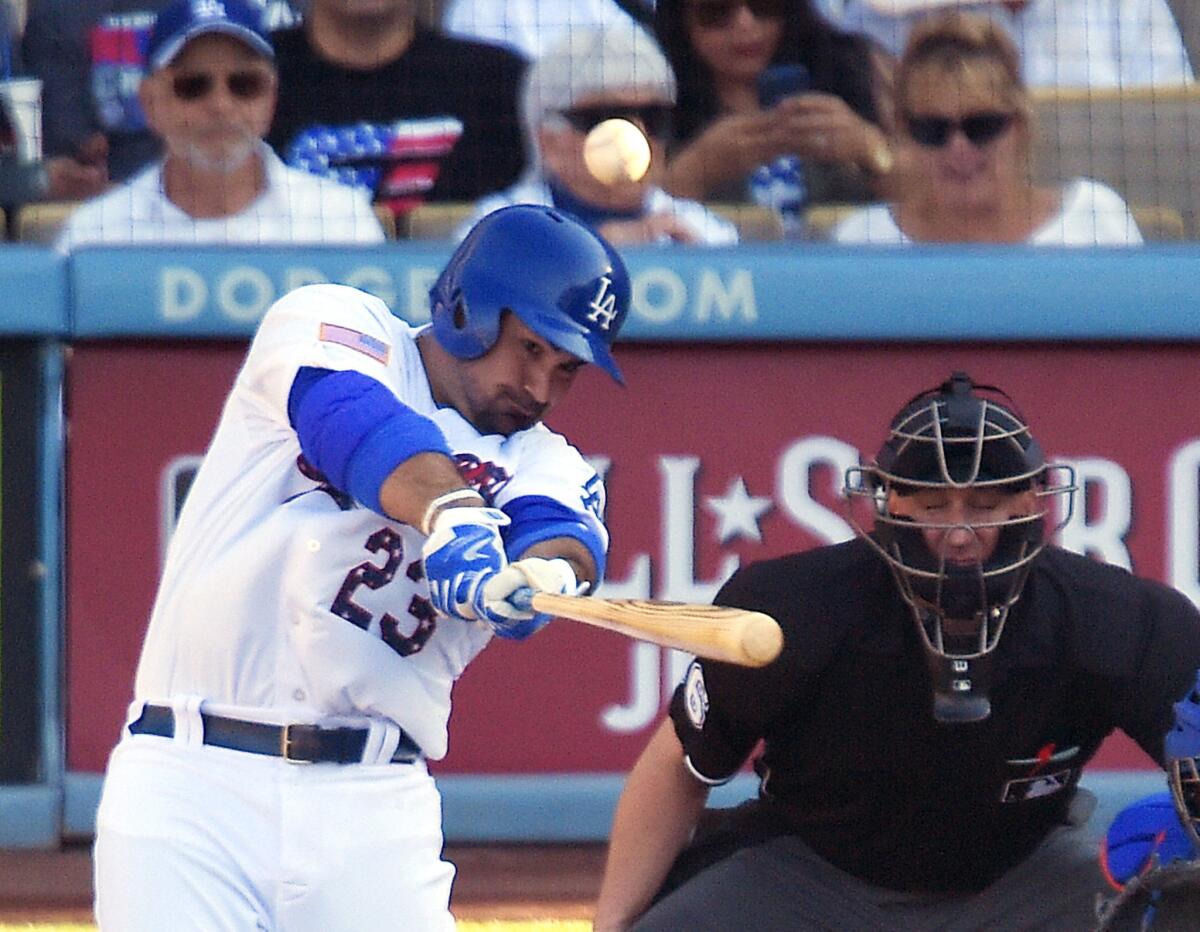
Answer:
[
  {"left": 23, "top": 0, "right": 301, "bottom": 186},
  {"left": 53, "top": 0, "right": 383, "bottom": 250}
]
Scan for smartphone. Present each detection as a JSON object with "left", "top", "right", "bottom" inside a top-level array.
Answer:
[{"left": 757, "top": 64, "right": 812, "bottom": 109}]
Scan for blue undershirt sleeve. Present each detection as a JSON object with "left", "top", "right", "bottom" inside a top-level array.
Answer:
[
  {"left": 287, "top": 366, "right": 451, "bottom": 515},
  {"left": 502, "top": 494, "right": 606, "bottom": 581}
]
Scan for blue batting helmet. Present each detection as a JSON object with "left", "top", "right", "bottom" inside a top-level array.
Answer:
[{"left": 430, "top": 205, "right": 630, "bottom": 384}]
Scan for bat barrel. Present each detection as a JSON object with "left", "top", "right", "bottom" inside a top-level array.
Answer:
[
  {"left": 739, "top": 614, "right": 784, "bottom": 666},
  {"left": 527, "top": 592, "right": 784, "bottom": 668}
]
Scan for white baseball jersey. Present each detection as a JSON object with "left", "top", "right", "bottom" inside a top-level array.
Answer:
[{"left": 131, "top": 282, "right": 607, "bottom": 760}]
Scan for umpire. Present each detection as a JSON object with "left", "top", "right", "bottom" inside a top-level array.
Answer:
[{"left": 594, "top": 371, "right": 1200, "bottom": 931}]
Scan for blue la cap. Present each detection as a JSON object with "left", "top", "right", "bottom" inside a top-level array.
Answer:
[{"left": 147, "top": 0, "right": 274, "bottom": 71}]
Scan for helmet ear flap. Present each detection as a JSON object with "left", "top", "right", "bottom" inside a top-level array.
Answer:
[
  {"left": 451, "top": 294, "right": 468, "bottom": 331},
  {"left": 447, "top": 291, "right": 492, "bottom": 353},
  {"left": 431, "top": 280, "right": 498, "bottom": 360}
]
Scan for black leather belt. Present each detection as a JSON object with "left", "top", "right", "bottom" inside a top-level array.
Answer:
[{"left": 128, "top": 704, "right": 421, "bottom": 764}]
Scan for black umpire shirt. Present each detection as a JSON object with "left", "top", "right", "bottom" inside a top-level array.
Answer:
[{"left": 670, "top": 538, "right": 1200, "bottom": 892}]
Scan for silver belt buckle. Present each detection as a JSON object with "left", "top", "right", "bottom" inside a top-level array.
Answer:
[{"left": 280, "top": 724, "right": 313, "bottom": 764}]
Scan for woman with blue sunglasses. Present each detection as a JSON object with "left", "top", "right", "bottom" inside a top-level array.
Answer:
[{"left": 833, "top": 12, "right": 1142, "bottom": 246}]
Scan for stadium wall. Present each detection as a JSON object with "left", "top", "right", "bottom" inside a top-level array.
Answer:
[{"left": 3, "top": 242, "right": 1200, "bottom": 847}]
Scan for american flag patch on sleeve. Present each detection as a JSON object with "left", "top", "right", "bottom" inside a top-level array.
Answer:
[{"left": 318, "top": 323, "right": 391, "bottom": 364}]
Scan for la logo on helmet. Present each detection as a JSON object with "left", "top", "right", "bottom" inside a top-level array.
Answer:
[
  {"left": 194, "top": 0, "right": 228, "bottom": 19},
  {"left": 587, "top": 276, "right": 619, "bottom": 331}
]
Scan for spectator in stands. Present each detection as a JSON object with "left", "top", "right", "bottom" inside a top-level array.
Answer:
[
  {"left": 459, "top": 21, "right": 737, "bottom": 246},
  {"left": 443, "top": 0, "right": 653, "bottom": 61},
  {"left": 832, "top": 12, "right": 1142, "bottom": 246},
  {"left": 815, "top": 0, "right": 1193, "bottom": 88},
  {"left": 653, "top": 0, "right": 895, "bottom": 233},
  {"left": 22, "top": 0, "right": 300, "bottom": 186},
  {"left": 0, "top": 0, "right": 109, "bottom": 204},
  {"left": 267, "top": 0, "right": 528, "bottom": 219},
  {"left": 0, "top": 0, "right": 19, "bottom": 79},
  {"left": 55, "top": 0, "right": 383, "bottom": 251}
]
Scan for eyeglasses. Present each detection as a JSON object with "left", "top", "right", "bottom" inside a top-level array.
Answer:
[
  {"left": 171, "top": 69, "right": 272, "bottom": 102},
  {"left": 904, "top": 111, "right": 1015, "bottom": 148},
  {"left": 688, "top": 0, "right": 787, "bottom": 29},
  {"left": 558, "top": 104, "right": 673, "bottom": 139}
]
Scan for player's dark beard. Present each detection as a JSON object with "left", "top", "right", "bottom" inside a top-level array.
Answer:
[{"left": 475, "top": 391, "right": 545, "bottom": 435}]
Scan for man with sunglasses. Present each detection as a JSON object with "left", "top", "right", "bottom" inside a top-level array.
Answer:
[
  {"left": 594, "top": 372, "right": 1200, "bottom": 931},
  {"left": 22, "top": 0, "right": 302, "bottom": 187},
  {"left": 458, "top": 21, "right": 737, "bottom": 247},
  {"left": 54, "top": 0, "right": 384, "bottom": 252}
]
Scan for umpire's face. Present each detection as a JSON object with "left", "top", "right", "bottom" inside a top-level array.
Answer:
[
  {"left": 888, "top": 486, "right": 1036, "bottom": 568},
  {"left": 141, "top": 34, "right": 277, "bottom": 174}
]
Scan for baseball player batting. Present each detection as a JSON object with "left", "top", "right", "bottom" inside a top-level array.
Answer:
[{"left": 92, "top": 204, "right": 629, "bottom": 931}]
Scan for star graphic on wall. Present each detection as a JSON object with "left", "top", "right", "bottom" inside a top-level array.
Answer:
[{"left": 704, "top": 477, "right": 773, "bottom": 544}]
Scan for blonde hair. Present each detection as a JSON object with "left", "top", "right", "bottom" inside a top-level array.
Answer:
[{"left": 896, "top": 12, "right": 1030, "bottom": 122}]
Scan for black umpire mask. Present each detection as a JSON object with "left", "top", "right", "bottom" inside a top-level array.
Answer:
[{"left": 844, "top": 372, "right": 1076, "bottom": 724}]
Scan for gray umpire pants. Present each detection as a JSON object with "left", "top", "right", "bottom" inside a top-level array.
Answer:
[{"left": 632, "top": 821, "right": 1109, "bottom": 931}]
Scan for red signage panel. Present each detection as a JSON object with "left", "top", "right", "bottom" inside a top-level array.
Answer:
[{"left": 67, "top": 342, "right": 1200, "bottom": 774}]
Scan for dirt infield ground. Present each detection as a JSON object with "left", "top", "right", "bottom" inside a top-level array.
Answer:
[{"left": 0, "top": 842, "right": 606, "bottom": 926}]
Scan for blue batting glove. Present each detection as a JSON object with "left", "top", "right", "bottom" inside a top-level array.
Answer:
[{"left": 421, "top": 506, "right": 510, "bottom": 622}]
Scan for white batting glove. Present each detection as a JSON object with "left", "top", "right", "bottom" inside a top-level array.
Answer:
[
  {"left": 421, "top": 506, "right": 510, "bottom": 623},
  {"left": 480, "top": 557, "right": 587, "bottom": 640}
]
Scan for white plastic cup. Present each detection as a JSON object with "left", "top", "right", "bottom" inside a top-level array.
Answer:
[{"left": 0, "top": 77, "right": 42, "bottom": 163}]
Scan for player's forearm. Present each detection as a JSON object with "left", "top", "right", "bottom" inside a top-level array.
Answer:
[
  {"left": 378, "top": 451, "right": 483, "bottom": 530},
  {"left": 289, "top": 368, "right": 467, "bottom": 524},
  {"left": 517, "top": 536, "right": 597, "bottom": 590},
  {"left": 594, "top": 720, "right": 710, "bottom": 931}
]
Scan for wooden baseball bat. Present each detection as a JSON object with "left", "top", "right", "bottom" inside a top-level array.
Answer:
[{"left": 512, "top": 591, "right": 783, "bottom": 668}]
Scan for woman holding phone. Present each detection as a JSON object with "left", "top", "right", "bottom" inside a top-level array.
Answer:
[{"left": 653, "top": 0, "right": 895, "bottom": 219}]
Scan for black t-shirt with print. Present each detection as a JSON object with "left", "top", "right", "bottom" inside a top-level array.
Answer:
[{"left": 268, "top": 25, "right": 527, "bottom": 210}]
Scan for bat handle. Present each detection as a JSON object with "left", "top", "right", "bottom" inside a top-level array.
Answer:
[{"left": 508, "top": 586, "right": 535, "bottom": 613}]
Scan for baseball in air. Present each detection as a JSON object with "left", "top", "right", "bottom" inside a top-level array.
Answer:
[{"left": 583, "top": 118, "right": 652, "bottom": 185}]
